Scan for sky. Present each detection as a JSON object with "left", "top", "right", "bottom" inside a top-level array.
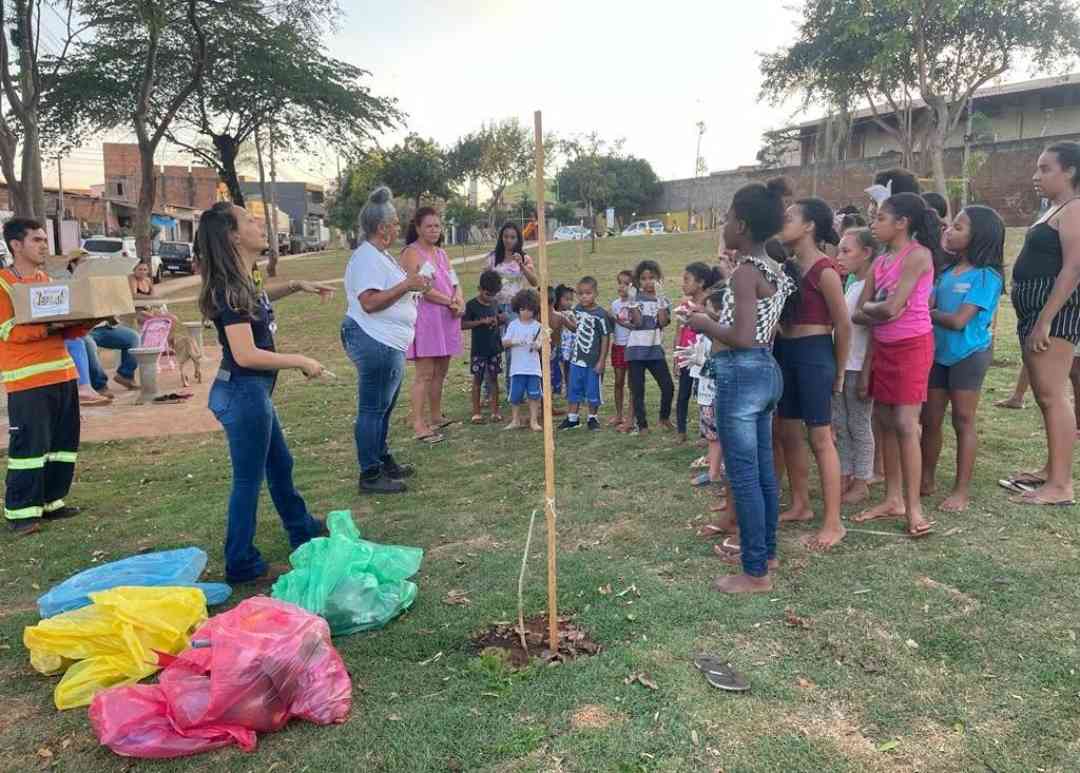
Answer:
[{"left": 46, "top": 0, "right": 808, "bottom": 190}]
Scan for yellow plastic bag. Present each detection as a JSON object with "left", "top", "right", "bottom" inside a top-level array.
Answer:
[{"left": 23, "top": 586, "right": 207, "bottom": 710}]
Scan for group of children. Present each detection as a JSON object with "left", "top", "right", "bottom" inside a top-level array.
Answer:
[{"left": 459, "top": 182, "right": 1007, "bottom": 551}]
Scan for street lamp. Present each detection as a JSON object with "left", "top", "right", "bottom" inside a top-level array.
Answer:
[{"left": 689, "top": 121, "right": 706, "bottom": 231}]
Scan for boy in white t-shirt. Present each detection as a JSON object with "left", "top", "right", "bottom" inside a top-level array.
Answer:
[{"left": 501, "top": 289, "right": 544, "bottom": 431}]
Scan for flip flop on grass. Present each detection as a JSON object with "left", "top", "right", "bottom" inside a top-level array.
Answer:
[
  {"left": 414, "top": 432, "right": 445, "bottom": 444},
  {"left": 908, "top": 520, "right": 935, "bottom": 539},
  {"left": 693, "top": 655, "right": 750, "bottom": 692},
  {"left": 1008, "top": 493, "right": 1075, "bottom": 507}
]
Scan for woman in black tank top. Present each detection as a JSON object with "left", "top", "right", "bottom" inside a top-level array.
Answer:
[{"left": 1007, "top": 141, "right": 1080, "bottom": 507}]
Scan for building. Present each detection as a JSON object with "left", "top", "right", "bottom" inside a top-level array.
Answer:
[
  {"left": 239, "top": 181, "right": 325, "bottom": 247},
  {"left": 645, "top": 73, "right": 1080, "bottom": 227},
  {"left": 102, "top": 142, "right": 226, "bottom": 241}
]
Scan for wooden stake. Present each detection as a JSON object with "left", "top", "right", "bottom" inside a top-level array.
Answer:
[
  {"left": 577, "top": 236, "right": 584, "bottom": 276},
  {"left": 534, "top": 110, "right": 559, "bottom": 654}
]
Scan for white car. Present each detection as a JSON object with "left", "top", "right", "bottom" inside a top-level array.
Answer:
[
  {"left": 621, "top": 220, "right": 665, "bottom": 237},
  {"left": 553, "top": 225, "right": 590, "bottom": 240},
  {"left": 81, "top": 236, "right": 163, "bottom": 282}
]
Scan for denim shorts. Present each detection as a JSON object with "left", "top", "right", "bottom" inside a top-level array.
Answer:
[
  {"left": 567, "top": 363, "right": 602, "bottom": 405},
  {"left": 509, "top": 374, "right": 542, "bottom": 404},
  {"left": 774, "top": 334, "right": 836, "bottom": 427}
]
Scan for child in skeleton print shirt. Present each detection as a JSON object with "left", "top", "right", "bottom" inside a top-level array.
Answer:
[{"left": 558, "top": 277, "right": 610, "bottom": 430}]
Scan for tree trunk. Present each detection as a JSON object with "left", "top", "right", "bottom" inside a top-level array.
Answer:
[
  {"left": 928, "top": 99, "right": 950, "bottom": 195},
  {"left": 19, "top": 112, "right": 44, "bottom": 219},
  {"left": 254, "top": 127, "right": 277, "bottom": 264},
  {"left": 135, "top": 146, "right": 157, "bottom": 262},
  {"left": 215, "top": 134, "right": 244, "bottom": 206}
]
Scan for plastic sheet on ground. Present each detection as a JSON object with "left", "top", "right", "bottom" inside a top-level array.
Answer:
[
  {"left": 89, "top": 596, "right": 351, "bottom": 758},
  {"left": 271, "top": 510, "right": 423, "bottom": 636},
  {"left": 23, "top": 586, "right": 208, "bottom": 710},
  {"left": 37, "top": 547, "right": 231, "bottom": 619}
]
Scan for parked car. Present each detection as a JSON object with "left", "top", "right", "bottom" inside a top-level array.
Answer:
[
  {"left": 81, "top": 236, "right": 163, "bottom": 282},
  {"left": 553, "top": 225, "right": 590, "bottom": 240},
  {"left": 158, "top": 241, "right": 195, "bottom": 275},
  {"left": 621, "top": 220, "right": 665, "bottom": 237}
]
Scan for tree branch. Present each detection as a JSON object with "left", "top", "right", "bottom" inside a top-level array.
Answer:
[{"left": 149, "top": 0, "right": 208, "bottom": 149}]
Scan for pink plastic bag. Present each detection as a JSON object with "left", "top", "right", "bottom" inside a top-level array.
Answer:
[{"left": 89, "top": 597, "right": 352, "bottom": 758}]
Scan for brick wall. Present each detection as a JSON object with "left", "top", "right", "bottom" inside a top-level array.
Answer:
[
  {"left": 645, "top": 132, "right": 1080, "bottom": 227},
  {"left": 103, "top": 142, "right": 221, "bottom": 211}
]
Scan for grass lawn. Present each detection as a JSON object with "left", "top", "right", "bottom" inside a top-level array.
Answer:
[{"left": 1, "top": 231, "right": 1078, "bottom": 772}]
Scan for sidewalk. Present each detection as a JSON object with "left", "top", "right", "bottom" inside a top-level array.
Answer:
[{"left": 157, "top": 243, "right": 535, "bottom": 305}]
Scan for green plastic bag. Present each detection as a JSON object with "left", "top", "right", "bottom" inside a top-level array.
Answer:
[{"left": 271, "top": 510, "right": 423, "bottom": 635}]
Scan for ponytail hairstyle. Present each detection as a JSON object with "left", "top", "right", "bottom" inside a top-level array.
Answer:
[
  {"left": 684, "top": 261, "right": 720, "bottom": 291},
  {"left": 958, "top": 205, "right": 1006, "bottom": 291},
  {"left": 794, "top": 197, "right": 840, "bottom": 246},
  {"left": 881, "top": 192, "right": 945, "bottom": 266},
  {"left": 405, "top": 206, "right": 443, "bottom": 247},
  {"left": 730, "top": 177, "right": 787, "bottom": 243},
  {"left": 1046, "top": 141, "right": 1080, "bottom": 190},
  {"left": 197, "top": 202, "right": 259, "bottom": 321},
  {"left": 843, "top": 227, "right": 880, "bottom": 260}
]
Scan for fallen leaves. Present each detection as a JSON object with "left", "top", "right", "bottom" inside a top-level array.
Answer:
[
  {"left": 443, "top": 589, "right": 471, "bottom": 606},
  {"left": 784, "top": 608, "right": 814, "bottom": 629},
  {"left": 877, "top": 739, "right": 899, "bottom": 752},
  {"left": 625, "top": 672, "right": 659, "bottom": 690},
  {"left": 795, "top": 676, "right": 816, "bottom": 690}
]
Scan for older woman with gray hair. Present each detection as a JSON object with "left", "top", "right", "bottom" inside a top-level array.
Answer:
[{"left": 342, "top": 186, "right": 432, "bottom": 494}]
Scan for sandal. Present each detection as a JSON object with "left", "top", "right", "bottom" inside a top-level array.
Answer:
[
  {"left": 471, "top": 414, "right": 485, "bottom": 425},
  {"left": 435, "top": 417, "right": 455, "bottom": 429},
  {"left": 1008, "top": 493, "right": 1075, "bottom": 507},
  {"left": 691, "top": 472, "right": 714, "bottom": 487},
  {"left": 997, "top": 478, "right": 1036, "bottom": 494},
  {"left": 414, "top": 432, "right": 445, "bottom": 444},
  {"left": 490, "top": 413, "right": 504, "bottom": 423},
  {"left": 690, "top": 455, "right": 709, "bottom": 469},
  {"left": 693, "top": 655, "right": 750, "bottom": 692},
  {"left": 696, "top": 524, "right": 728, "bottom": 538}
]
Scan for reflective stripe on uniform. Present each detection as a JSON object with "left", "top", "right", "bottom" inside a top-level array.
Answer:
[
  {"left": 43, "top": 499, "right": 65, "bottom": 512},
  {"left": 0, "top": 318, "right": 15, "bottom": 341},
  {"left": 0, "top": 275, "right": 11, "bottom": 295},
  {"left": 7, "top": 456, "right": 45, "bottom": 470},
  {"left": 5, "top": 504, "right": 43, "bottom": 520},
  {"left": 46, "top": 451, "right": 77, "bottom": 464},
  {"left": 1, "top": 357, "right": 75, "bottom": 383}
]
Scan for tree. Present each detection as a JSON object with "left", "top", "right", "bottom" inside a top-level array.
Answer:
[
  {"left": 756, "top": 127, "right": 801, "bottom": 168},
  {"left": 381, "top": 134, "right": 454, "bottom": 209},
  {"left": 165, "top": 14, "right": 400, "bottom": 206},
  {"left": 327, "top": 149, "right": 385, "bottom": 237},
  {"left": 906, "top": 0, "right": 1080, "bottom": 194},
  {"left": 761, "top": 0, "right": 1080, "bottom": 193},
  {"left": 0, "top": 1, "right": 90, "bottom": 217},
  {"left": 550, "top": 201, "right": 576, "bottom": 225},
  {"left": 50, "top": 0, "right": 217, "bottom": 259},
  {"left": 444, "top": 196, "right": 485, "bottom": 243},
  {"left": 557, "top": 133, "right": 616, "bottom": 230}
]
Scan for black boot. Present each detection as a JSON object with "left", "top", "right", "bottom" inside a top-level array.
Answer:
[
  {"left": 380, "top": 454, "right": 415, "bottom": 480},
  {"left": 359, "top": 467, "right": 406, "bottom": 494}
]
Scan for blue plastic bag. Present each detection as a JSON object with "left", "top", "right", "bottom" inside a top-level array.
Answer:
[
  {"left": 272, "top": 511, "right": 422, "bottom": 635},
  {"left": 38, "top": 548, "right": 231, "bottom": 618}
]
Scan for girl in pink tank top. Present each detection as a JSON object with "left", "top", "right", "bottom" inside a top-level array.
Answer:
[{"left": 851, "top": 192, "right": 938, "bottom": 541}]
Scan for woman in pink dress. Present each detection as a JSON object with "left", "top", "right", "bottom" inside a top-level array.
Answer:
[{"left": 402, "top": 208, "right": 464, "bottom": 442}]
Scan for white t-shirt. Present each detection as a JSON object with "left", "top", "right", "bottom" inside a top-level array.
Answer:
[
  {"left": 844, "top": 278, "right": 870, "bottom": 371},
  {"left": 345, "top": 241, "right": 418, "bottom": 351},
  {"left": 610, "top": 298, "right": 632, "bottom": 346},
  {"left": 505, "top": 318, "right": 542, "bottom": 377}
]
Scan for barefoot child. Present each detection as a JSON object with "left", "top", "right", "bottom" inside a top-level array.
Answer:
[
  {"left": 833, "top": 228, "right": 877, "bottom": 506},
  {"left": 853, "top": 193, "right": 938, "bottom": 538},
  {"left": 609, "top": 270, "right": 634, "bottom": 428},
  {"left": 921, "top": 205, "right": 1005, "bottom": 512},
  {"left": 675, "top": 262, "right": 720, "bottom": 442},
  {"left": 462, "top": 270, "right": 505, "bottom": 423},
  {"left": 558, "top": 277, "right": 610, "bottom": 430},
  {"left": 625, "top": 260, "right": 674, "bottom": 434},
  {"left": 502, "top": 289, "right": 544, "bottom": 431},
  {"left": 547, "top": 285, "right": 573, "bottom": 413},
  {"left": 775, "top": 197, "right": 850, "bottom": 550}
]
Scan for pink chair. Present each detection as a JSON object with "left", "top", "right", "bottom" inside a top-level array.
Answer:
[{"left": 138, "top": 317, "right": 176, "bottom": 372}]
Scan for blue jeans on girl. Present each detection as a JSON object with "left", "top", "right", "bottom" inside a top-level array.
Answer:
[
  {"left": 711, "top": 348, "right": 784, "bottom": 577},
  {"left": 209, "top": 372, "right": 323, "bottom": 582},
  {"left": 340, "top": 318, "right": 405, "bottom": 476}
]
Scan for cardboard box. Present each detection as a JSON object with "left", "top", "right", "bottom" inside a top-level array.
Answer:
[{"left": 10, "top": 258, "right": 135, "bottom": 321}]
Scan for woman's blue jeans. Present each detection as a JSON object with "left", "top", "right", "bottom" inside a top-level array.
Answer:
[
  {"left": 340, "top": 318, "right": 405, "bottom": 475},
  {"left": 209, "top": 372, "right": 322, "bottom": 582},
  {"left": 65, "top": 338, "right": 91, "bottom": 386},
  {"left": 712, "top": 348, "right": 784, "bottom": 577}
]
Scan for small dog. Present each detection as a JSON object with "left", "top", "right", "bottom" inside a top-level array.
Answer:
[{"left": 169, "top": 326, "right": 203, "bottom": 388}]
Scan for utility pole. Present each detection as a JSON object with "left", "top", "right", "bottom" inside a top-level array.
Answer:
[
  {"left": 56, "top": 155, "right": 65, "bottom": 253},
  {"left": 268, "top": 122, "right": 281, "bottom": 276}
]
